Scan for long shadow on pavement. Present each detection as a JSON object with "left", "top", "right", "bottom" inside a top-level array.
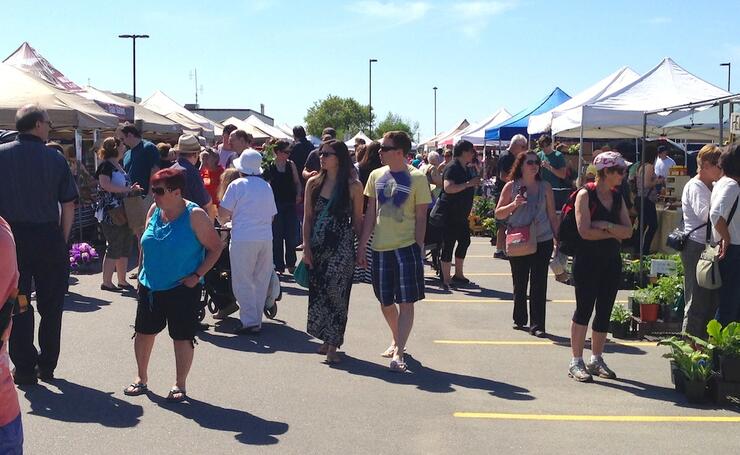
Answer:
[
  {"left": 63, "top": 291, "right": 112, "bottom": 313},
  {"left": 594, "top": 377, "right": 740, "bottom": 412},
  {"left": 198, "top": 322, "right": 320, "bottom": 355},
  {"left": 21, "top": 379, "right": 142, "bottom": 427},
  {"left": 330, "top": 354, "right": 535, "bottom": 401},
  {"left": 151, "top": 395, "right": 289, "bottom": 445}
]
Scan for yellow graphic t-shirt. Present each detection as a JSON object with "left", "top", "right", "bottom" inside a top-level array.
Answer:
[{"left": 364, "top": 165, "right": 432, "bottom": 252}]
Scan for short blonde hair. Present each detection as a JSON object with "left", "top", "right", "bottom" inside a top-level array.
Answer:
[{"left": 697, "top": 144, "right": 721, "bottom": 166}]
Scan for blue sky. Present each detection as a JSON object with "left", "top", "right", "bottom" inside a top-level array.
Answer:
[{"left": 3, "top": 0, "right": 740, "bottom": 141}]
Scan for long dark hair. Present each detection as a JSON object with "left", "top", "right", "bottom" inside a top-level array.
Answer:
[
  {"left": 358, "top": 141, "right": 382, "bottom": 185},
  {"left": 507, "top": 151, "right": 541, "bottom": 182},
  {"left": 311, "top": 140, "right": 353, "bottom": 216}
]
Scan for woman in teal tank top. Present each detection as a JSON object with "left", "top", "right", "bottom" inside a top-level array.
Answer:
[{"left": 123, "top": 168, "right": 222, "bottom": 402}]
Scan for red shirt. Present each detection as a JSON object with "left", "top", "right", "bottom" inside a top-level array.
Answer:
[
  {"left": 200, "top": 166, "right": 224, "bottom": 206},
  {"left": 0, "top": 217, "right": 20, "bottom": 426}
]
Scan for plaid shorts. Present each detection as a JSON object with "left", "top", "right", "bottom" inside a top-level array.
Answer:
[{"left": 372, "top": 243, "right": 425, "bottom": 306}]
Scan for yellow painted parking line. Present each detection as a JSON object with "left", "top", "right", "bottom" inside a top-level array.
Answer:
[
  {"left": 453, "top": 412, "right": 740, "bottom": 422},
  {"left": 434, "top": 340, "right": 655, "bottom": 347},
  {"left": 422, "top": 299, "right": 628, "bottom": 304}
]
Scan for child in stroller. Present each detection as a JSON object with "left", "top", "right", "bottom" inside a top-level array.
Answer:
[{"left": 199, "top": 227, "right": 280, "bottom": 322}]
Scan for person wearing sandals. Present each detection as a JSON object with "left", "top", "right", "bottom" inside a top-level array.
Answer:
[
  {"left": 124, "top": 168, "right": 222, "bottom": 402},
  {"left": 568, "top": 152, "right": 633, "bottom": 382},
  {"left": 680, "top": 145, "right": 722, "bottom": 338},
  {"left": 357, "top": 131, "right": 432, "bottom": 372},
  {"left": 303, "top": 140, "right": 364, "bottom": 364},
  {"left": 94, "top": 137, "right": 142, "bottom": 292},
  {"left": 494, "top": 150, "right": 559, "bottom": 337},
  {"left": 437, "top": 140, "right": 480, "bottom": 291}
]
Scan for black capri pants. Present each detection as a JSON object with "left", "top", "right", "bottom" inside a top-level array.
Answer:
[
  {"left": 440, "top": 219, "right": 471, "bottom": 262},
  {"left": 135, "top": 284, "right": 202, "bottom": 341},
  {"left": 572, "top": 252, "right": 621, "bottom": 332}
]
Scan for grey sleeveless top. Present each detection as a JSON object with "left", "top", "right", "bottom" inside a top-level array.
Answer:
[{"left": 508, "top": 180, "right": 553, "bottom": 242}]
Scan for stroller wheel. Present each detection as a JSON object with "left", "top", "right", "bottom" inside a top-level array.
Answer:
[
  {"left": 207, "top": 295, "right": 218, "bottom": 314},
  {"left": 197, "top": 306, "right": 206, "bottom": 321},
  {"left": 264, "top": 302, "right": 278, "bottom": 319}
]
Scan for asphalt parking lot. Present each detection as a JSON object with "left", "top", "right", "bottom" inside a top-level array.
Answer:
[{"left": 15, "top": 238, "right": 740, "bottom": 454}]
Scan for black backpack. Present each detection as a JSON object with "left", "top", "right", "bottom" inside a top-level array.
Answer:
[{"left": 557, "top": 183, "right": 597, "bottom": 256}]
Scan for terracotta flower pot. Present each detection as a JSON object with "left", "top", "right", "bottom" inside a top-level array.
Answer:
[{"left": 639, "top": 303, "right": 659, "bottom": 322}]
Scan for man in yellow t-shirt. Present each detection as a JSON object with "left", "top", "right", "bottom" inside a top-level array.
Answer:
[{"left": 357, "top": 131, "right": 432, "bottom": 373}]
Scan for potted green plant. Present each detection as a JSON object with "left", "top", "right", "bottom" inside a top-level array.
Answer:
[
  {"left": 653, "top": 275, "right": 684, "bottom": 322},
  {"left": 658, "top": 336, "right": 713, "bottom": 403},
  {"left": 632, "top": 287, "right": 659, "bottom": 322},
  {"left": 706, "top": 320, "right": 740, "bottom": 383},
  {"left": 481, "top": 217, "right": 497, "bottom": 238},
  {"left": 609, "top": 304, "right": 632, "bottom": 339}
]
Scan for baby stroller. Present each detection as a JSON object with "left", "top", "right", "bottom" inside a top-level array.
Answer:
[
  {"left": 199, "top": 226, "right": 280, "bottom": 321},
  {"left": 425, "top": 207, "right": 443, "bottom": 275}
]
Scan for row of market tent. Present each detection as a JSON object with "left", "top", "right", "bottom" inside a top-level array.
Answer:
[
  {"left": 423, "top": 57, "right": 733, "bottom": 153},
  {"left": 0, "top": 42, "right": 300, "bottom": 144}
]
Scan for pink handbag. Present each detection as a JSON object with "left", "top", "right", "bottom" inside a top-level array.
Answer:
[{"left": 505, "top": 223, "right": 537, "bottom": 257}]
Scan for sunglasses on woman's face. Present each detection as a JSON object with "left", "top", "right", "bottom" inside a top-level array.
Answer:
[
  {"left": 151, "top": 186, "right": 171, "bottom": 196},
  {"left": 525, "top": 159, "right": 541, "bottom": 166},
  {"left": 319, "top": 151, "right": 336, "bottom": 158}
]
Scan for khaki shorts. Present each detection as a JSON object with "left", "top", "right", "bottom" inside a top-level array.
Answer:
[{"left": 124, "top": 193, "right": 153, "bottom": 236}]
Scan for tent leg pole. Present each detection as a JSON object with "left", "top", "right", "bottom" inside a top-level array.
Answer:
[
  {"left": 578, "top": 124, "right": 584, "bottom": 182},
  {"left": 719, "top": 102, "right": 725, "bottom": 145},
  {"left": 639, "top": 113, "right": 647, "bottom": 287}
]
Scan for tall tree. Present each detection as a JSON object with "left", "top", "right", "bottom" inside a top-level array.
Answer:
[
  {"left": 304, "top": 95, "right": 373, "bottom": 139},
  {"left": 374, "top": 112, "right": 419, "bottom": 141}
]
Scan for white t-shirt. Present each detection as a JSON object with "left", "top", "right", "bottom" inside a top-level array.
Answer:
[
  {"left": 654, "top": 156, "right": 676, "bottom": 178},
  {"left": 217, "top": 145, "right": 236, "bottom": 168},
  {"left": 710, "top": 176, "right": 740, "bottom": 245},
  {"left": 681, "top": 176, "right": 712, "bottom": 243},
  {"left": 220, "top": 176, "right": 277, "bottom": 241}
]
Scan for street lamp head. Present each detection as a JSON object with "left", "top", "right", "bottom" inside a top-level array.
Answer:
[
  {"left": 720, "top": 62, "right": 731, "bottom": 67},
  {"left": 119, "top": 34, "right": 150, "bottom": 39},
  {"left": 370, "top": 58, "right": 378, "bottom": 63},
  {"left": 433, "top": 86, "right": 438, "bottom": 91}
]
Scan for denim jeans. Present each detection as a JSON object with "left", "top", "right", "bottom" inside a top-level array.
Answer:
[
  {"left": 717, "top": 244, "right": 740, "bottom": 326},
  {"left": 272, "top": 203, "right": 298, "bottom": 271},
  {"left": 0, "top": 413, "right": 23, "bottom": 454}
]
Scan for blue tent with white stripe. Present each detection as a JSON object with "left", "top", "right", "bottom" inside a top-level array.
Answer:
[{"left": 485, "top": 87, "right": 571, "bottom": 141}]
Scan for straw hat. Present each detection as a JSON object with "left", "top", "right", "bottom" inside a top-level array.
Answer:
[
  {"left": 233, "top": 149, "right": 263, "bottom": 175},
  {"left": 173, "top": 134, "right": 203, "bottom": 154}
]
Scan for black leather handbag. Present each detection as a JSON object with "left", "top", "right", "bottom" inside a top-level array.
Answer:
[{"left": 666, "top": 223, "right": 707, "bottom": 251}]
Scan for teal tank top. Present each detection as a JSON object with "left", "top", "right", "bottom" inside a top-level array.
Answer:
[{"left": 139, "top": 201, "right": 205, "bottom": 291}]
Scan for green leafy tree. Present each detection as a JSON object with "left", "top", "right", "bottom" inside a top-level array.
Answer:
[
  {"left": 373, "top": 112, "right": 419, "bottom": 141},
  {"left": 304, "top": 95, "right": 373, "bottom": 139}
]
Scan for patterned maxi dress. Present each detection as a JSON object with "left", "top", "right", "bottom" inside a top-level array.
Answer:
[{"left": 307, "top": 196, "right": 355, "bottom": 347}]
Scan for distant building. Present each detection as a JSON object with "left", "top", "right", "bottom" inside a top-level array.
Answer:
[{"left": 185, "top": 104, "right": 274, "bottom": 126}]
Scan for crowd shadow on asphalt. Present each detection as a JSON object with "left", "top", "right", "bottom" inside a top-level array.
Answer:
[
  {"left": 63, "top": 291, "right": 112, "bottom": 313},
  {"left": 197, "top": 322, "right": 321, "bottom": 355},
  {"left": 150, "top": 395, "right": 289, "bottom": 445},
  {"left": 330, "top": 354, "right": 535, "bottom": 401},
  {"left": 593, "top": 377, "right": 740, "bottom": 412},
  {"left": 541, "top": 334, "right": 647, "bottom": 356},
  {"left": 21, "top": 379, "right": 142, "bottom": 427}
]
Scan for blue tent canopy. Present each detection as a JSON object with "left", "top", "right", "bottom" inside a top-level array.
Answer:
[{"left": 485, "top": 87, "right": 571, "bottom": 141}]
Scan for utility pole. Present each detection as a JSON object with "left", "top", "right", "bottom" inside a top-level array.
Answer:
[{"left": 369, "top": 58, "right": 378, "bottom": 135}]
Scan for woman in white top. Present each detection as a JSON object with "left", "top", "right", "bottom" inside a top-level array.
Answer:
[
  {"left": 710, "top": 144, "right": 740, "bottom": 326},
  {"left": 680, "top": 145, "right": 722, "bottom": 337},
  {"left": 218, "top": 150, "right": 278, "bottom": 334}
]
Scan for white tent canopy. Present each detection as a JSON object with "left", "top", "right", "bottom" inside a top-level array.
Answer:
[
  {"left": 421, "top": 119, "right": 469, "bottom": 148},
  {"left": 244, "top": 115, "right": 291, "bottom": 140},
  {"left": 84, "top": 86, "right": 182, "bottom": 135},
  {"left": 345, "top": 131, "right": 372, "bottom": 149},
  {"left": 552, "top": 58, "right": 730, "bottom": 138},
  {"left": 451, "top": 108, "right": 512, "bottom": 145},
  {"left": 141, "top": 90, "right": 222, "bottom": 138},
  {"left": 221, "top": 116, "right": 270, "bottom": 140},
  {"left": 527, "top": 67, "right": 640, "bottom": 135},
  {"left": 0, "top": 62, "right": 119, "bottom": 130}
]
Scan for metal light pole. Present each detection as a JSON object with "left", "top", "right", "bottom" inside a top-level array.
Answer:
[
  {"left": 369, "top": 59, "right": 378, "bottom": 136},
  {"left": 720, "top": 62, "right": 731, "bottom": 92},
  {"left": 119, "top": 34, "right": 149, "bottom": 102},
  {"left": 433, "top": 86, "right": 438, "bottom": 135}
]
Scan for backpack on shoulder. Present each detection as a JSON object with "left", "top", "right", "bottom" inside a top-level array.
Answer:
[{"left": 557, "top": 183, "right": 597, "bottom": 257}]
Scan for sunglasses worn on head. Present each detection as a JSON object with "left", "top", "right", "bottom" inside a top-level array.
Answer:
[
  {"left": 525, "top": 159, "right": 541, "bottom": 166},
  {"left": 151, "top": 186, "right": 171, "bottom": 196}
]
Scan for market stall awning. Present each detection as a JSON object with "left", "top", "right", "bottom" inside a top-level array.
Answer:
[
  {"left": 221, "top": 116, "right": 271, "bottom": 140},
  {"left": 421, "top": 119, "right": 469, "bottom": 148},
  {"left": 345, "top": 131, "right": 373, "bottom": 149},
  {"left": 527, "top": 67, "right": 639, "bottom": 135},
  {"left": 244, "top": 115, "right": 291, "bottom": 140},
  {"left": 0, "top": 62, "right": 119, "bottom": 130},
  {"left": 446, "top": 108, "right": 511, "bottom": 146},
  {"left": 485, "top": 88, "right": 571, "bottom": 141},
  {"left": 552, "top": 58, "right": 730, "bottom": 138},
  {"left": 84, "top": 86, "right": 182, "bottom": 135},
  {"left": 141, "top": 90, "right": 222, "bottom": 138}
]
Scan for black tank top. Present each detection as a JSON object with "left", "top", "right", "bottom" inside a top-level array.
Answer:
[
  {"left": 268, "top": 161, "right": 297, "bottom": 204},
  {"left": 578, "top": 188, "right": 622, "bottom": 257}
]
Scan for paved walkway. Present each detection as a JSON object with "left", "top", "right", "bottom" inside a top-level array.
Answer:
[{"left": 16, "top": 238, "right": 740, "bottom": 454}]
